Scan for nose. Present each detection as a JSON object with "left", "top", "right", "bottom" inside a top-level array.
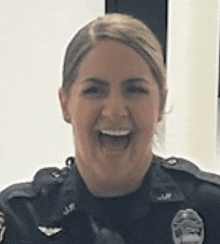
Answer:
[{"left": 101, "top": 90, "right": 129, "bottom": 121}]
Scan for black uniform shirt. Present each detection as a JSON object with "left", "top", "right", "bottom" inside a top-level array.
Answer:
[{"left": 1, "top": 156, "right": 220, "bottom": 243}]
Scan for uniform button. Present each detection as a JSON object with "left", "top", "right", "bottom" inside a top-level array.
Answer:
[
  {"left": 168, "top": 158, "right": 177, "bottom": 165},
  {"left": 65, "top": 157, "right": 74, "bottom": 168},
  {"left": 52, "top": 171, "right": 60, "bottom": 178}
]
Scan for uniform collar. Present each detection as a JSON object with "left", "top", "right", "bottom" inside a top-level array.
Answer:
[
  {"left": 148, "top": 157, "right": 185, "bottom": 203},
  {"left": 50, "top": 164, "right": 106, "bottom": 225},
  {"left": 51, "top": 157, "right": 185, "bottom": 224}
]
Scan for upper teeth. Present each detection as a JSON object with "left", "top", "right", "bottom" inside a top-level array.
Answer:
[{"left": 100, "top": 130, "right": 131, "bottom": 136}]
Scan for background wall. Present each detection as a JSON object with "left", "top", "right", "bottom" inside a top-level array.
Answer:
[
  {"left": 164, "top": 0, "right": 219, "bottom": 173},
  {"left": 0, "top": 0, "right": 104, "bottom": 190}
]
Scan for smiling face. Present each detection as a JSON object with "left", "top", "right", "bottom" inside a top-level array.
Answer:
[{"left": 59, "top": 40, "right": 165, "bottom": 196}]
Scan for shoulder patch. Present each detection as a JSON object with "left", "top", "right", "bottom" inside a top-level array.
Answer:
[
  {"left": 0, "top": 211, "right": 6, "bottom": 243},
  {"left": 162, "top": 157, "right": 220, "bottom": 187}
]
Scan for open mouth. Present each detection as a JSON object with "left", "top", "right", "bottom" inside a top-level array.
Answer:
[{"left": 98, "top": 130, "right": 132, "bottom": 151}]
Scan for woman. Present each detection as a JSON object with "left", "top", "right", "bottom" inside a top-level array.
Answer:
[{"left": 0, "top": 13, "right": 220, "bottom": 244}]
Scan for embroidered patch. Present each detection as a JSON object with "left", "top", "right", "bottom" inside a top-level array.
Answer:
[
  {"left": 172, "top": 209, "right": 204, "bottom": 244},
  {"left": 0, "top": 212, "right": 6, "bottom": 243}
]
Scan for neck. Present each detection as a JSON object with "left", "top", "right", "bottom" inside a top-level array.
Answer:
[
  {"left": 87, "top": 175, "right": 145, "bottom": 197},
  {"left": 75, "top": 153, "right": 154, "bottom": 197}
]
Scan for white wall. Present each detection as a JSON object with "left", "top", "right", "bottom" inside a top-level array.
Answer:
[
  {"left": 216, "top": 99, "right": 220, "bottom": 169},
  {"left": 0, "top": 0, "right": 104, "bottom": 190},
  {"left": 164, "top": 0, "right": 219, "bottom": 173}
]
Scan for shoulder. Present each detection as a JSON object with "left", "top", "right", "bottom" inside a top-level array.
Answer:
[
  {"left": 161, "top": 156, "right": 220, "bottom": 186},
  {"left": 0, "top": 165, "right": 71, "bottom": 207},
  {"left": 160, "top": 157, "right": 220, "bottom": 202},
  {"left": 0, "top": 159, "right": 79, "bottom": 242}
]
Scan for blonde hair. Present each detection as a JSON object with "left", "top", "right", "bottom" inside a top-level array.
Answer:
[{"left": 62, "top": 13, "right": 166, "bottom": 95}]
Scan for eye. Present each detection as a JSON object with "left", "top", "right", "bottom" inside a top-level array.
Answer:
[
  {"left": 83, "top": 85, "right": 108, "bottom": 98},
  {"left": 84, "top": 86, "right": 99, "bottom": 94},
  {"left": 126, "top": 86, "right": 148, "bottom": 94}
]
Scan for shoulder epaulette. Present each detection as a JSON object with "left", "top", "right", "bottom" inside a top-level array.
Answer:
[
  {"left": 0, "top": 182, "right": 36, "bottom": 203},
  {"left": 0, "top": 166, "right": 69, "bottom": 203},
  {"left": 33, "top": 167, "right": 69, "bottom": 193},
  {"left": 162, "top": 157, "right": 220, "bottom": 187}
]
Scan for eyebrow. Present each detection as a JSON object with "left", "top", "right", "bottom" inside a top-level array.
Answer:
[
  {"left": 85, "top": 77, "right": 109, "bottom": 85},
  {"left": 85, "top": 77, "right": 149, "bottom": 84},
  {"left": 125, "top": 77, "right": 149, "bottom": 84}
]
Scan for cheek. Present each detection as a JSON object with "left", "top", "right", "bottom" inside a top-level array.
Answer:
[
  {"left": 70, "top": 99, "right": 100, "bottom": 135},
  {"left": 134, "top": 100, "right": 160, "bottom": 129}
]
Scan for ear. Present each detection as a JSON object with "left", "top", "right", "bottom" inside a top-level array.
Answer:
[
  {"left": 158, "top": 89, "right": 168, "bottom": 122},
  {"left": 58, "top": 88, "right": 71, "bottom": 124}
]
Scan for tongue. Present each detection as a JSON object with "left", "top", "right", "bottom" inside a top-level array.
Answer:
[{"left": 100, "top": 134, "right": 129, "bottom": 151}]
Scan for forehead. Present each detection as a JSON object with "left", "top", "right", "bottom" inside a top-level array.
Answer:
[{"left": 75, "top": 40, "right": 154, "bottom": 82}]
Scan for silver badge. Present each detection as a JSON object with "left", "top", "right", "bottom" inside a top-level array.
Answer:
[
  {"left": 0, "top": 212, "right": 6, "bottom": 243},
  {"left": 172, "top": 209, "right": 204, "bottom": 244}
]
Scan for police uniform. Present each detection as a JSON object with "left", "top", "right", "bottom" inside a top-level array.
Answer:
[{"left": 1, "top": 156, "right": 220, "bottom": 244}]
